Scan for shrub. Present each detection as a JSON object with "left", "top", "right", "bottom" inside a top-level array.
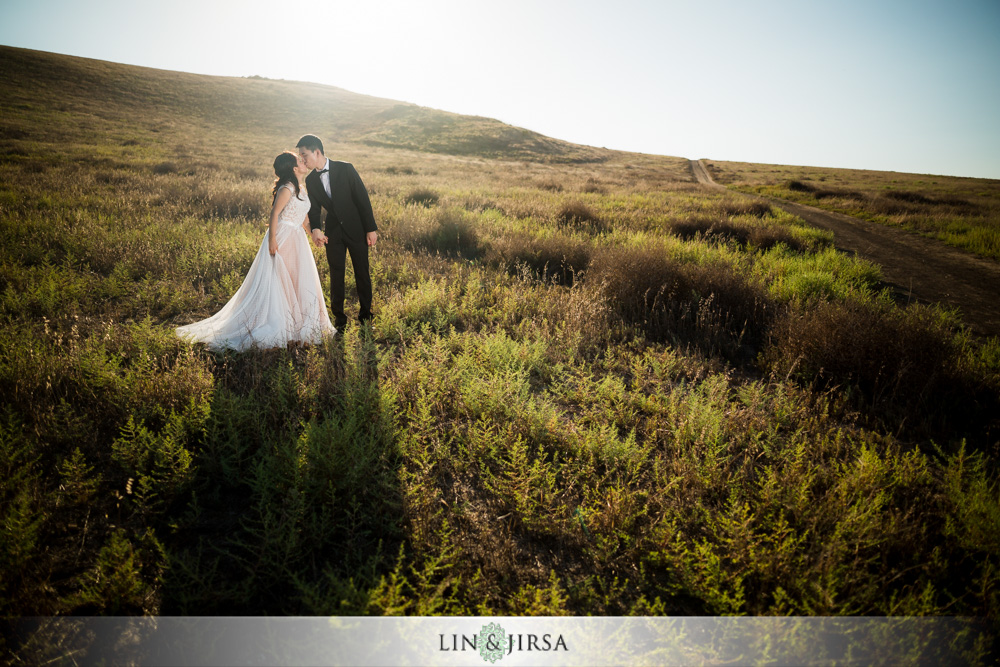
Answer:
[
  {"left": 152, "top": 162, "right": 179, "bottom": 175},
  {"left": 586, "top": 244, "right": 774, "bottom": 362},
  {"left": 198, "top": 160, "right": 223, "bottom": 173},
  {"left": 884, "top": 190, "right": 934, "bottom": 205},
  {"left": 0, "top": 415, "right": 45, "bottom": 615},
  {"left": 765, "top": 300, "right": 949, "bottom": 398},
  {"left": 557, "top": 201, "right": 604, "bottom": 231},
  {"left": 488, "top": 231, "right": 591, "bottom": 286},
  {"left": 870, "top": 192, "right": 976, "bottom": 216},
  {"left": 786, "top": 181, "right": 865, "bottom": 201},
  {"left": 762, "top": 299, "right": 997, "bottom": 439},
  {"left": 67, "top": 529, "right": 163, "bottom": 614},
  {"left": 398, "top": 208, "right": 478, "bottom": 258},
  {"left": 717, "top": 200, "right": 772, "bottom": 218},
  {"left": 933, "top": 194, "right": 977, "bottom": 209},
  {"left": 671, "top": 215, "right": 805, "bottom": 252},
  {"left": 405, "top": 188, "right": 440, "bottom": 207},
  {"left": 430, "top": 208, "right": 479, "bottom": 257},
  {"left": 813, "top": 188, "right": 864, "bottom": 200}
]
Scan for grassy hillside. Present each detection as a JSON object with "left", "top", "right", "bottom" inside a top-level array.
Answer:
[
  {"left": 2, "top": 46, "right": 999, "bottom": 659},
  {"left": 0, "top": 45, "right": 609, "bottom": 163}
]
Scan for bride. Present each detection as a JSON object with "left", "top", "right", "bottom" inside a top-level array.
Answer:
[{"left": 176, "top": 152, "right": 336, "bottom": 350}]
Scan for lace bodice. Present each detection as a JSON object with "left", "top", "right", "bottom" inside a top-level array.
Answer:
[{"left": 277, "top": 183, "right": 311, "bottom": 227}]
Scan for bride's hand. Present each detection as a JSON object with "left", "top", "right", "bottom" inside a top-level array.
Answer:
[{"left": 269, "top": 236, "right": 278, "bottom": 256}]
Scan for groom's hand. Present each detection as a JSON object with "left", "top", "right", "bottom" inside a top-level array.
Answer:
[
  {"left": 367, "top": 231, "right": 378, "bottom": 248},
  {"left": 311, "top": 229, "right": 328, "bottom": 247}
]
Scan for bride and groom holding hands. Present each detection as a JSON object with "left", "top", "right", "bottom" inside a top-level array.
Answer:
[{"left": 177, "top": 134, "right": 378, "bottom": 351}]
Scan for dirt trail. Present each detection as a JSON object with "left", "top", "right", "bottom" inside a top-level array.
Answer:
[{"left": 689, "top": 160, "right": 1000, "bottom": 338}]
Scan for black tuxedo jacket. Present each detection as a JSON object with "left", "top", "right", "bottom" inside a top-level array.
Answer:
[{"left": 304, "top": 161, "right": 378, "bottom": 246}]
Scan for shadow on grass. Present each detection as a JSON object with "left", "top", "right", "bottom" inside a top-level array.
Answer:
[{"left": 160, "top": 332, "right": 404, "bottom": 614}]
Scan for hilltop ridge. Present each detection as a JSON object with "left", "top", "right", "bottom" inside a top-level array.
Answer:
[{"left": 0, "top": 45, "right": 614, "bottom": 163}]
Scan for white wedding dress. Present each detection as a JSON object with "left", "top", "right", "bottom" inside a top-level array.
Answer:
[{"left": 176, "top": 183, "right": 336, "bottom": 350}]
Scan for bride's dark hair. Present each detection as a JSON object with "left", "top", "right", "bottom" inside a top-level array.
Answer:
[{"left": 271, "top": 151, "right": 301, "bottom": 201}]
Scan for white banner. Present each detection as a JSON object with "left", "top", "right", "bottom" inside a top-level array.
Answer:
[{"left": 12, "top": 615, "right": 989, "bottom": 666}]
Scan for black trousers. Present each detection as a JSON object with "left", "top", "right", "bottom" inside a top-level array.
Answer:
[
  {"left": 326, "top": 235, "right": 373, "bottom": 327},
  {"left": 326, "top": 234, "right": 372, "bottom": 329}
]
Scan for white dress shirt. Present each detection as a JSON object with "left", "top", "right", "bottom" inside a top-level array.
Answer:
[{"left": 319, "top": 158, "right": 332, "bottom": 198}]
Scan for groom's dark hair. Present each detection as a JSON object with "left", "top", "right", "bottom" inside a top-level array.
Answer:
[{"left": 296, "top": 134, "right": 324, "bottom": 154}]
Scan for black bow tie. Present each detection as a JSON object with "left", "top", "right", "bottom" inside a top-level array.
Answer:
[{"left": 316, "top": 168, "right": 329, "bottom": 174}]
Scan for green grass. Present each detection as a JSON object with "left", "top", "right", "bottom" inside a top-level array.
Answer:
[
  {"left": 2, "top": 46, "right": 999, "bottom": 658},
  {"left": 706, "top": 160, "right": 1000, "bottom": 260}
]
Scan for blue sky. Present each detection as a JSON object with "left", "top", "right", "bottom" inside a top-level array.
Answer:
[{"left": 2, "top": 0, "right": 999, "bottom": 178}]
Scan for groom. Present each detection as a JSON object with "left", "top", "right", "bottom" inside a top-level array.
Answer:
[{"left": 297, "top": 134, "right": 378, "bottom": 329}]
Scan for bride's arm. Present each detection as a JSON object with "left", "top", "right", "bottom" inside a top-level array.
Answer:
[{"left": 269, "top": 188, "right": 293, "bottom": 256}]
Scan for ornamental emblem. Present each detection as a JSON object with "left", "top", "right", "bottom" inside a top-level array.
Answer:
[{"left": 478, "top": 623, "right": 508, "bottom": 663}]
